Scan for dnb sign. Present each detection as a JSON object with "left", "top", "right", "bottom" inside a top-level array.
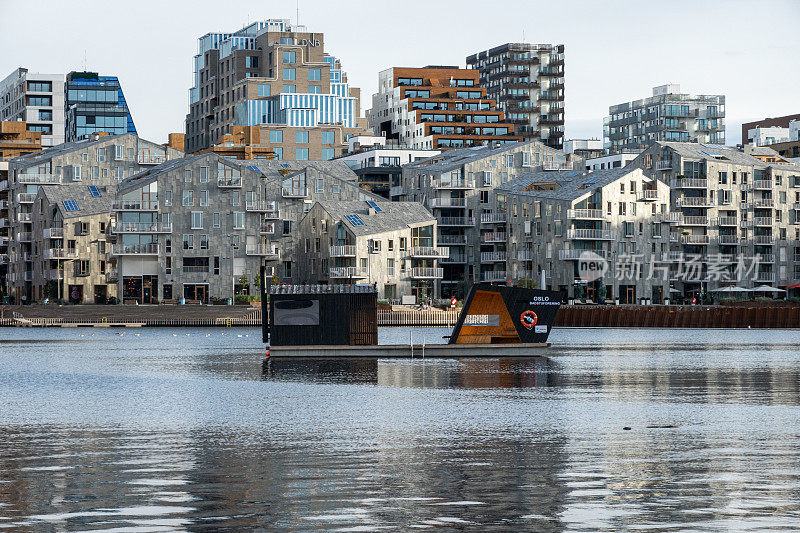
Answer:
[{"left": 577, "top": 251, "right": 608, "bottom": 282}]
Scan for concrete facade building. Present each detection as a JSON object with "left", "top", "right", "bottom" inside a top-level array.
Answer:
[
  {"left": 584, "top": 152, "right": 639, "bottom": 171},
  {"left": 498, "top": 167, "right": 672, "bottom": 304},
  {"left": 4, "top": 133, "right": 183, "bottom": 302},
  {"left": 604, "top": 84, "right": 725, "bottom": 153},
  {"left": 295, "top": 200, "right": 443, "bottom": 300},
  {"left": 397, "top": 140, "right": 572, "bottom": 297},
  {"left": 634, "top": 142, "right": 800, "bottom": 296},
  {"left": 0, "top": 69, "right": 66, "bottom": 147},
  {"left": 466, "top": 43, "right": 565, "bottom": 150},
  {"left": 368, "top": 66, "right": 522, "bottom": 150},
  {"left": 747, "top": 126, "right": 791, "bottom": 147},
  {"left": 112, "top": 154, "right": 381, "bottom": 304},
  {"left": 185, "top": 19, "right": 368, "bottom": 159},
  {"left": 336, "top": 146, "right": 440, "bottom": 198},
  {"left": 564, "top": 139, "right": 603, "bottom": 159}
]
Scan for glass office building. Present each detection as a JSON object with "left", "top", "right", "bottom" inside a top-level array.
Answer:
[{"left": 65, "top": 71, "right": 136, "bottom": 142}]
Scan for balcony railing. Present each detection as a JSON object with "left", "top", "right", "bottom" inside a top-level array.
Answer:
[
  {"left": 437, "top": 177, "right": 474, "bottom": 189},
  {"left": 437, "top": 234, "right": 467, "bottom": 245},
  {"left": 282, "top": 186, "right": 308, "bottom": 198},
  {"left": 47, "top": 269, "right": 64, "bottom": 280},
  {"left": 681, "top": 234, "right": 710, "bottom": 245},
  {"left": 751, "top": 199, "right": 774, "bottom": 208},
  {"left": 637, "top": 189, "right": 659, "bottom": 201},
  {"left": 481, "top": 252, "right": 507, "bottom": 262},
  {"left": 718, "top": 235, "right": 740, "bottom": 245},
  {"left": 676, "top": 196, "right": 713, "bottom": 207},
  {"left": 482, "top": 232, "right": 507, "bottom": 243},
  {"left": 661, "top": 212, "right": 684, "bottom": 224},
  {"left": 757, "top": 254, "right": 776, "bottom": 263},
  {"left": 542, "top": 160, "right": 571, "bottom": 171},
  {"left": 106, "top": 268, "right": 118, "bottom": 281},
  {"left": 43, "top": 248, "right": 79, "bottom": 259},
  {"left": 409, "top": 247, "right": 449, "bottom": 258},
  {"left": 112, "top": 243, "right": 159, "bottom": 255},
  {"left": 558, "top": 249, "right": 608, "bottom": 260},
  {"left": 43, "top": 227, "right": 64, "bottom": 239},
  {"left": 113, "top": 222, "right": 172, "bottom": 233},
  {"left": 681, "top": 216, "right": 708, "bottom": 226},
  {"left": 17, "top": 173, "right": 61, "bottom": 185},
  {"left": 480, "top": 212, "right": 506, "bottom": 224},
  {"left": 245, "top": 244, "right": 279, "bottom": 257},
  {"left": 655, "top": 160, "right": 673, "bottom": 170},
  {"left": 482, "top": 270, "right": 508, "bottom": 282},
  {"left": 259, "top": 223, "right": 276, "bottom": 234},
  {"left": 218, "top": 177, "right": 243, "bottom": 188},
  {"left": 16, "top": 231, "right": 32, "bottom": 242},
  {"left": 17, "top": 193, "right": 36, "bottom": 203},
  {"left": 113, "top": 201, "right": 159, "bottom": 211},
  {"left": 671, "top": 178, "right": 709, "bottom": 189},
  {"left": 436, "top": 216, "right": 475, "bottom": 226},
  {"left": 567, "top": 209, "right": 604, "bottom": 219},
  {"left": 329, "top": 267, "right": 369, "bottom": 279},
  {"left": 751, "top": 217, "right": 773, "bottom": 227},
  {"left": 517, "top": 250, "right": 535, "bottom": 261},
  {"left": 752, "top": 180, "right": 773, "bottom": 190},
  {"left": 429, "top": 197, "right": 467, "bottom": 208},
  {"left": 753, "top": 235, "right": 775, "bottom": 245},
  {"left": 245, "top": 201, "right": 280, "bottom": 218},
  {"left": 410, "top": 267, "right": 444, "bottom": 279},
  {"left": 330, "top": 245, "right": 357, "bottom": 257},
  {"left": 567, "top": 229, "right": 614, "bottom": 240},
  {"left": 716, "top": 216, "right": 737, "bottom": 226},
  {"left": 137, "top": 153, "right": 166, "bottom": 165},
  {"left": 756, "top": 272, "right": 776, "bottom": 282}
]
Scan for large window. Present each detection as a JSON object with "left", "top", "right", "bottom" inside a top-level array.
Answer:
[
  {"left": 257, "top": 84, "right": 270, "bottom": 97},
  {"left": 282, "top": 51, "right": 296, "bottom": 64},
  {"left": 28, "top": 124, "right": 52, "bottom": 134},
  {"left": 245, "top": 56, "right": 259, "bottom": 68},
  {"left": 283, "top": 68, "right": 296, "bottom": 81},
  {"left": 273, "top": 147, "right": 283, "bottom": 160},
  {"left": 38, "top": 110, "right": 53, "bottom": 121},
  {"left": 308, "top": 68, "right": 321, "bottom": 81},
  {"left": 182, "top": 190, "right": 194, "bottom": 206},
  {"left": 233, "top": 212, "right": 245, "bottom": 229},
  {"left": 321, "top": 148, "right": 334, "bottom": 160},
  {"left": 283, "top": 85, "right": 296, "bottom": 93},
  {"left": 295, "top": 131, "right": 309, "bottom": 143},
  {"left": 270, "top": 130, "right": 283, "bottom": 143},
  {"left": 28, "top": 95, "right": 52, "bottom": 106},
  {"left": 295, "top": 148, "right": 309, "bottom": 160},
  {"left": 191, "top": 211, "right": 203, "bottom": 229},
  {"left": 320, "top": 131, "right": 334, "bottom": 144},
  {"left": 308, "top": 85, "right": 321, "bottom": 94},
  {"left": 397, "top": 78, "right": 423, "bottom": 86},
  {"left": 28, "top": 81, "right": 52, "bottom": 92}
]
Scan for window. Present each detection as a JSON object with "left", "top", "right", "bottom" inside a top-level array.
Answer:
[
  {"left": 28, "top": 80, "right": 52, "bottom": 92},
  {"left": 191, "top": 211, "right": 203, "bottom": 229},
  {"left": 214, "top": 257, "right": 220, "bottom": 275},
  {"left": 315, "top": 177, "right": 324, "bottom": 193},
  {"left": 283, "top": 85, "right": 296, "bottom": 93},
  {"left": 233, "top": 211, "right": 245, "bottom": 229},
  {"left": 296, "top": 148, "right": 309, "bottom": 160},
  {"left": 185, "top": 169, "right": 192, "bottom": 182},
  {"left": 321, "top": 131, "right": 334, "bottom": 144},
  {"left": 165, "top": 238, "right": 171, "bottom": 253},
  {"left": 164, "top": 190, "right": 172, "bottom": 206},
  {"left": 182, "top": 190, "right": 194, "bottom": 206},
  {"left": 28, "top": 95, "right": 52, "bottom": 106},
  {"left": 321, "top": 148, "right": 334, "bottom": 160},
  {"left": 200, "top": 235, "right": 209, "bottom": 250},
  {"left": 308, "top": 68, "right": 321, "bottom": 81},
  {"left": 232, "top": 191, "right": 240, "bottom": 206},
  {"left": 273, "top": 147, "right": 283, "bottom": 160},
  {"left": 72, "top": 166, "right": 81, "bottom": 180},
  {"left": 96, "top": 148, "right": 105, "bottom": 162},
  {"left": 309, "top": 85, "right": 321, "bottom": 94},
  {"left": 91, "top": 166, "right": 99, "bottom": 180},
  {"left": 483, "top": 171, "right": 492, "bottom": 186},
  {"left": 245, "top": 55, "right": 259, "bottom": 68},
  {"left": 115, "top": 145, "right": 124, "bottom": 160},
  {"left": 200, "top": 166, "right": 208, "bottom": 183},
  {"left": 283, "top": 220, "right": 292, "bottom": 235},
  {"left": 183, "top": 234, "right": 194, "bottom": 250},
  {"left": 257, "top": 84, "right": 271, "bottom": 97},
  {"left": 200, "top": 190, "right": 209, "bottom": 206},
  {"left": 213, "top": 212, "right": 220, "bottom": 227},
  {"left": 283, "top": 68, "right": 296, "bottom": 81},
  {"left": 270, "top": 130, "right": 283, "bottom": 143},
  {"left": 296, "top": 131, "right": 309, "bottom": 143},
  {"left": 282, "top": 51, "right": 296, "bottom": 64},
  {"left": 39, "top": 110, "right": 53, "bottom": 121},
  {"left": 388, "top": 258, "right": 395, "bottom": 276}
]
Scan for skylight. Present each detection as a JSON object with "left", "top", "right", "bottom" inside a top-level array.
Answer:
[
  {"left": 63, "top": 200, "right": 79, "bottom": 212},
  {"left": 88, "top": 185, "right": 101, "bottom": 197},
  {"left": 365, "top": 200, "right": 383, "bottom": 213},
  {"left": 345, "top": 214, "right": 365, "bottom": 226}
]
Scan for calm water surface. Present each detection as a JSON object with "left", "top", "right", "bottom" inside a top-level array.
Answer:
[{"left": 1, "top": 326, "right": 800, "bottom": 531}]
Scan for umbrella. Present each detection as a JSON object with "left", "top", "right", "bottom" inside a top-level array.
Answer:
[
  {"left": 783, "top": 282, "right": 800, "bottom": 289},
  {"left": 669, "top": 288, "right": 681, "bottom": 293},
  {"left": 710, "top": 286, "right": 751, "bottom": 293},
  {"left": 752, "top": 285, "right": 786, "bottom": 293}
]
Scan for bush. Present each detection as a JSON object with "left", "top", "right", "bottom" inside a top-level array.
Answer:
[
  {"left": 755, "top": 296, "right": 775, "bottom": 302},
  {"left": 235, "top": 294, "right": 261, "bottom": 304},
  {"left": 788, "top": 297, "right": 800, "bottom": 303}
]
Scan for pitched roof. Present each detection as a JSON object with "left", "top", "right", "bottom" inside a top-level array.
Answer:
[
  {"left": 496, "top": 167, "right": 642, "bottom": 201},
  {"left": 405, "top": 139, "right": 561, "bottom": 173},
  {"left": 315, "top": 200, "right": 434, "bottom": 237},
  {"left": 9, "top": 133, "right": 134, "bottom": 168},
  {"left": 237, "top": 159, "right": 358, "bottom": 182},
  {"left": 39, "top": 183, "right": 114, "bottom": 219},
  {"left": 117, "top": 153, "right": 229, "bottom": 192},
  {"left": 657, "top": 142, "right": 800, "bottom": 170}
]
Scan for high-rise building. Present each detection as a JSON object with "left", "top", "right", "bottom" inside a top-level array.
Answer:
[
  {"left": 368, "top": 66, "right": 522, "bottom": 150},
  {"left": 0, "top": 68, "right": 66, "bottom": 147},
  {"left": 466, "top": 43, "right": 565, "bottom": 150},
  {"left": 604, "top": 84, "right": 725, "bottom": 153},
  {"left": 185, "top": 19, "right": 368, "bottom": 159},
  {"left": 0, "top": 121, "right": 42, "bottom": 160},
  {"left": 65, "top": 71, "right": 137, "bottom": 142},
  {"left": 741, "top": 114, "right": 800, "bottom": 147}
]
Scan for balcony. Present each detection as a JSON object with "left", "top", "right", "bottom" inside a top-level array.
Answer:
[
  {"left": 43, "top": 248, "right": 79, "bottom": 259},
  {"left": 718, "top": 235, "right": 740, "bottom": 245},
  {"left": 47, "top": 269, "right": 63, "bottom": 281},
  {"left": 17, "top": 212, "right": 32, "bottom": 223},
  {"left": 757, "top": 254, "right": 776, "bottom": 263},
  {"left": 655, "top": 160, "right": 673, "bottom": 170},
  {"left": 113, "top": 222, "right": 172, "bottom": 233},
  {"left": 330, "top": 245, "right": 357, "bottom": 257},
  {"left": 0, "top": 180, "right": 7, "bottom": 191},
  {"left": 567, "top": 209, "right": 604, "bottom": 220},
  {"left": 438, "top": 234, "right": 467, "bottom": 245},
  {"left": 716, "top": 216, "right": 737, "bottom": 226},
  {"left": 680, "top": 235, "right": 710, "bottom": 245},
  {"left": 753, "top": 235, "right": 775, "bottom": 245},
  {"left": 106, "top": 267, "right": 118, "bottom": 281},
  {"left": 482, "top": 232, "right": 507, "bottom": 243},
  {"left": 245, "top": 244, "right": 279, "bottom": 258},
  {"left": 245, "top": 201, "right": 280, "bottom": 218},
  {"left": 480, "top": 212, "right": 506, "bottom": 224},
  {"left": 517, "top": 250, "right": 535, "bottom": 261},
  {"left": 441, "top": 254, "right": 467, "bottom": 264},
  {"left": 669, "top": 233, "right": 680, "bottom": 242},
  {"left": 637, "top": 189, "right": 659, "bottom": 201},
  {"left": 259, "top": 222, "right": 276, "bottom": 235},
  {"left": 0, "top": 254, "right": 7, "bottom": 265},
  {"left": 558, "top": 249, "right": 607, "bottom": 260},
  {"left": 17, "top": 173, "right": 61, "bottom": 185},
  {"left": 756, "top": 272, "right": 776, "bottom": 283},
  {"left": 390, "top": 185, "right": 405, "bottom": 197},
  {"left": 542, "top": 160, "right": 571, "bottom": 171},
  {"left": 219, "top": 177, "right": 243, "bottom": 188},
  {"left": 676, "top": 196, "right": 713, "bottom": 208},
  {"left": 481, "top": 252, "right": 507, "bottom": 262},
  {"left": 436, "top": 178, "right": 474, "bottom": 189},
  {"left": 282, "top": 186, "right": 308, "bottom": 198},
  {"left": 661, "top": 212, "right": 684, "bottom": 224},
  {"left": 671, "top": 178, "right": 708, "bottom": 189},
  {"left": 329, "top": 267, "right": 369, "bottom": 279},
  {"left": 112, "top": 243, "right": 159, "bottom": 255},
  {"left": 482, "top": 270, "right": 508, "bottom": 282},
  {"left": 567, "top": 229, "right": 615, "bottom": 240},
  {"left": 681, "top": 216, "right": 709, "bottom": 226},
  {"left": 17, "top": 193, "right": 36, "bottom": 204},
  {"left": 752, "top": 180, "right": 773, "bottom": 190},
  {"left": 16, "top": 231, "right": 32, "bottom": 242},
  {"left": 751, "top": 199, "right": 774, "bottom": 208},
  {"left": 751, "top": 217, "right": 773, "bottom": 227},
  {"left": 410, "top": 267, "right": 444, "bottom": 279},
  {"left": 409, "top": 247, "right": 449, "bottom": 258},
  {"left": 137, "top": 153, "right": 166, "bottom": 165},
  {"left": 43, "top": 227, "right": 64, "bottom": 239},
  {"left": 429, "top": 197, "right": 467, "bottom": 208},
  {"left": 436, "top": 216, "right": 475, "bottom": 226},
  {"left": 112, "top": 200, "right": 159, "bottom": 211},
  {"left": 0, "top": 218, "right": 7, "bottom": 228}
]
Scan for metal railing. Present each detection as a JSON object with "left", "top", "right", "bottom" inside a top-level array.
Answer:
[
  {"left": 671, "top": 178, "right": 708, "bottom": 189},
  {"left": 680, "top": 235, "right": 710, "bottom": 245},
  {"left": 437, "top": 177, "right": 474, "bottom": 189},
  {"left": 718, "top": 235, "right": 740, "bottom": 245},
  {"left": 137, "top": 153, "right": 166, "bottom": 165},
  {"left": 410, "top": 267, "right": 444, "bottom": 279},
  {"left": 44, "top": 248, "right": 79, "bottom": 259},
  {"left": 480, "top": 212, "right": 507, "bottom": 224},
  {"left": 113, "top": 222, "right": 172, "bottom": 233},
  {"left": 753, "top": 235, "right": 775, "bottom": 245},
  {"left": 482, "top": 232, "right": 507, "bottom": 243},
  {"left": 245, "top": 244, "right": 279, "bottom": 257},
  {"left": 482, "top": 270, "right": 508, "bottom": 281},
  {"left": 481, "top": 252, "right": 507, "bottom": 262},
  {"left": 517, "top": 250, "right": 535, "bottom": 261},
  {"left": 282, "top": 186, "right": 308, "bottom": 198},
  {"left": 17, "top": 173, "right": 61, "bottom": 184},
  {"left": 429, "top": 197, "right": 467, "bottom": 208},
  {"left": 436, "top": 217, "right": 475, "bottom": 226},
  {"left": 329, "top": 245, "right": 357, "bottom": 257},
  {"left": 245, "top": 201, "right": 279, "bottom": 218},
  {"left": 112, "top": 243, "right": 159, "bottom": 255},
  {"left": 567, "top": 209, "right": 604, "bottom": 219},
  {"left": 676, "top": 196, "right": 713, "bottom": 207},
  {"left": 637, "top": 189, "right": 659, "bottom": 201},
  {"left": 329, "top": 267, "right": 369, "bottom": 278},
  {"left": 567, "top": 229, "right": 614, "bottom": 240},
  {"left": 390, "top": 186, "right": 405, "bottom": 197},
  {"left": 409, "top": 246, "right": 449, "bottom": 258},
  {"left": 655, "top": 160, "right": 673, "bottom": 170},
  {"left": 17, "top": 193, "right": 36, "bottom": 203},
  {"left": 542, "top": 160, "right": 571, "bottom": 171},
  {"left": 218, "top": 177, "right": 243, "bottom": 188},
  {"left": 681, "top": 216, "right": 708, "bottom": 226},
  {"left": 112, "top": 200, "right": 159, "bottom": 211},
  {"left": 716, "top": 216, "right": 737, "bottom": 226},
  {"left": 437, "top": 234, "right": 467, "bottom": 245}
]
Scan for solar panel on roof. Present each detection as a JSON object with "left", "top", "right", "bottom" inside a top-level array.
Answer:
[
  {"left": 247, "top": 165, "right": 260, "bottom": 172},
  {"left": 585, "top": 179, "right": 599, "bottom": 185},
  {"left": 87, "top": 185, "right": 101, "bottom": 197},
  {"left": 345, "top": 214, "right": 365, "bottom": 226},
  {"left": 365, "top": 200, "right": 383, "bottom": 213},
  {"left": 63, "top": 200, "right": 79, "bottom": 212}
]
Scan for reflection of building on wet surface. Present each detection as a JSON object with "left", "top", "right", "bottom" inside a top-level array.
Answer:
[{"left": 263, "top": 357, "right": 560, "bottom": 389}]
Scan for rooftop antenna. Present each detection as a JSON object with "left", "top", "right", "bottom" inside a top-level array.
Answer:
[
  {"left": 83, "top": 49, "right": 87, "bottom": 71},
  {"left": 522, "top": 29, "right": 526, "bottom": 42},
  {"left": 296, "top": 0, "right": 300, "bottom": 26}
]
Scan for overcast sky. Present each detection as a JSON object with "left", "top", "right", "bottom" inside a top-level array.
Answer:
[{"left": 1, "top": 0, "right": 797, "bottom": 146}]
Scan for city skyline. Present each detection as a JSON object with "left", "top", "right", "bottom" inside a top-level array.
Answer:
[{"left": 0, "top": 0, "right": 797, "bottom": 145}]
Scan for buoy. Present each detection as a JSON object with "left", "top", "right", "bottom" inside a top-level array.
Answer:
[{"left": 623, "top": 427, "right": 631, "bottom": 431}]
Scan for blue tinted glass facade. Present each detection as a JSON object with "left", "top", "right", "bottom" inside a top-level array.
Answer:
[{"left": 65, "top": 72, "right": 137, "bottom": 141}]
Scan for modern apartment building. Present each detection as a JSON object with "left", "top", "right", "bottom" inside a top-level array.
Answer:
[
  {"left": 634, "top": 142, "right": 800, "bottom": 297},
  {"left": 185, "top": 19, "right": 368, "bottom": 158},
  {"left": 0, "top": 68, "right": 66, "bottom": 147},
  {"left": 741, "top": 114, "right": 800, "bottom": 147},
  {"left": 0, "top": 121, "right": 42, "bottom": 160},
  {"left": 604, "top": 84, "right": 725, "bottom": 153},
  {"left": 368, "top": 66, "right": 522, "bottom": 150},
  {"left": 498, "top": 167, "right": 672, "bottom": 304},
  {"left": 335, "top": 144, "right": 440, "bottom": 198},
  {"left": 4, "top": 133, "right": 183, "bottom": 302},
  {"left": 112, "top": 154, "right": 381, "bottom": 304},
  {"left": 466, "top": 43, "right": 565, "bottom": 150},
  {"left": 397, "top": 140, "right": 572, "bottom": 297},
  {"left": 295, "top": 200, "right": 443, "bottom": 300},
  {"left": 30, "top": 184, "right": 116, "bottom": 303},
  {"left": 564, "top": 139, "right": 603, "bottom": 160},
  {"left": 65, "top": 71, "right": 137, "bottom": 142}
]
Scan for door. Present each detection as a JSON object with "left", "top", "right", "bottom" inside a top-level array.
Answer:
[
  {"left": 195, "top": 285, "right": 208, "bottom": 304},
  {"left": 626, "top": 286, "right": 636, "bottom": 305}
]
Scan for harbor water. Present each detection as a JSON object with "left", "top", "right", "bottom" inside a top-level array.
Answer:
[{"left": 1, "top": 327, "right": 800, "bottom": 530}]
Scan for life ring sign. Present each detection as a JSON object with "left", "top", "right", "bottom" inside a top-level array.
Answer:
[{"left": 520, "top": 309, "right": 538, "bottom": 330}]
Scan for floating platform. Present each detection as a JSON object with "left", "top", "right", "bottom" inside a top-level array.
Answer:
[{"left": 268, "top": 342, "right": 550, "bottom": 358}]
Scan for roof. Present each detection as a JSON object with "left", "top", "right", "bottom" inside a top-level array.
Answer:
[
  {"left": 9, "top": 133, "right": 133, "bottom": 168},
  {"left": 237, "top": 159, "right": 358, "bottom": 182},
  {"left": 496, "top": 167, "right": 642, "bottom": 201},
  {"left": 315, "top": 200, "right": 434, "bottom": 237},
  {"left": 39, "top": 183, "right": 113, "bottom": 219},
  {"left": 405, "top": 140, "right": 560, "bottom": 173},
  {"left": 117, "top": 153, "right": 229, "bottom": 192},
  {"left": 657, "top": 142, "right": 800, "bottom": 170}
]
